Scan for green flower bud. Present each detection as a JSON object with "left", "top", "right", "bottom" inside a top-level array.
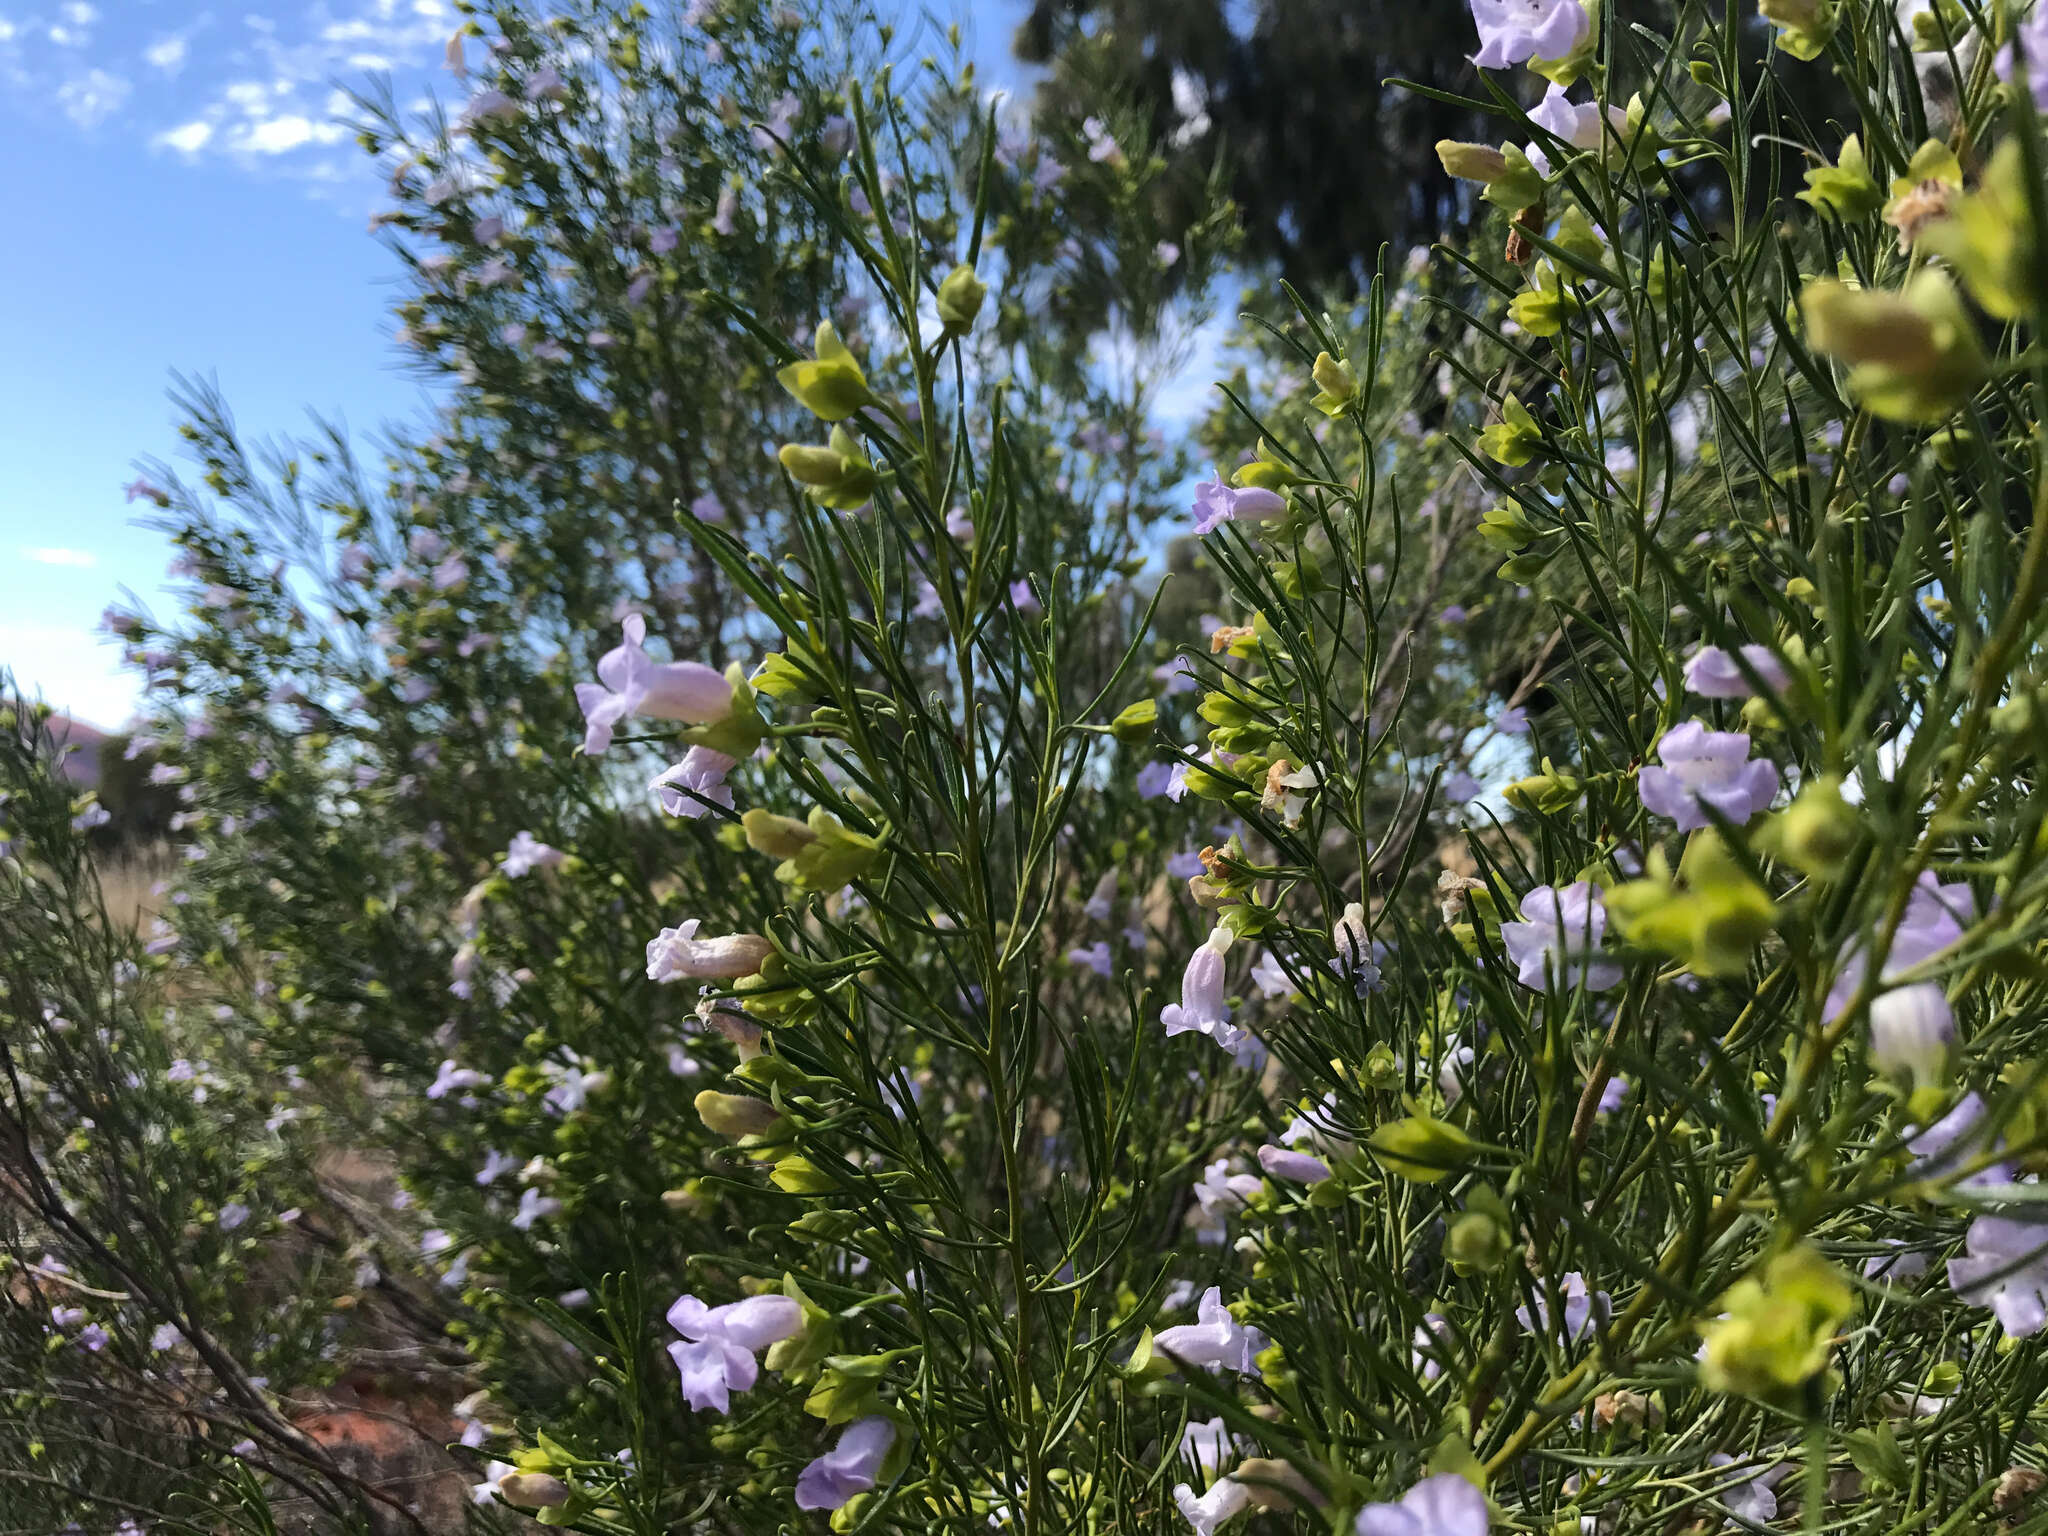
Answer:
[
  {"left": 935, "top": 263, "right": 988, "bottom": 336},
  {"left": 1502, "top": 759, "right": 1581, "bottom": 815},
  {"left": 1697, "top": 1245, "right": 1854, "bottom": 1400},
  {"left": 1232, "top": 440, "right": 1301, "bottom": 490},
  {"left": 778, "top": 425, "right": 879, "bottom": 510},
  {"left": 744, "top": 807, "right": 816, "bottom": 859},
  {"left": 1797, "top": 133, "right": 1881, "bottom": 219},
  {"left": 1446, "top": 1186, "right": 1514, "bottom": 1274},
  {"left": 776, "top": 807, "right": 884, "bottom": 891},
  {"left": 695, "top": 1090, "right": 784, "bottom": 1140},
  {"left": 1111, "top": 698, "right": 1157, "bottom": 745},
  {"left": 777, "top": 320, "right": 873, "bottom": 420},
  {"left": 1436, "top": 140, "right": 1509, "bottom": 183},
  {"left": 1368, "top": 1114, "right": 1478, "bottom": 1184},
  {"left": 1800, "top": 269, "right": 1987, "bottom": 425},
  {"left": 1310, "top": 351, "right": 1357, "bottom": 416},
  {"left": 497, "top": 1473, "right": 571, "bottom": 1509},
  {"left": 1478, "top": 394, "right": 1543, "bottom": 466},
  {"left": 1774, "top": 774, "right": 1858, "bottom": 880},
  {"left": 1759, "top": 0, "right": 1838, "bottom": 58}
]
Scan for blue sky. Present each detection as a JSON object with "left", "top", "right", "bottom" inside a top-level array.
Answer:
[{"left": 3, "top": 0, "right": 1032, "bottom": 728}]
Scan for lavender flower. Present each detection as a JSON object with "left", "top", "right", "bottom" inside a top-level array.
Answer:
[
  {"left": 1068, "top": 940, "right": 1114, "bottom": 978},
  {"left": 512, "top": 1188, "right": 560, "bottom": 1231},
  {"left": 1996, "top": 7, "right": 2048, "bottom": 113},
  {"left": 1638, "top": 722, "right": 1779, "bottom": 831},
  {"left": 1500, "top": 882, "right": 1621, "bottom": 991},
  {"left": 575, "top": 614, "right": 733, "bottom": 755},
  {"left": 795, "top": 1416, "right": 897, "bottom": 1511},
  {"left": 666, "top": 1292, "right": 804, "bottom": 1413},
  {"left": 1154, "top": 1286, "right": 1268, "bottom": 1376},
  {"left": 1948, "top": 1217, "right": 2048, "bottom": 1335},
  {"left": 645, "top": 919, "right": 772, "bottom": 982},
  {"left": 1161, "top": 929, "right": 1250, "bottom": 1055},
  {"left": 1682, "top": 643, "right": 1789, "bottom": 699},
  {"left": 1174, "top": 1476, "right": 1252, "bottom": 1536},
  {"left": 651, "top": 747, "right": 737, "bottom": 818},
  {"left": 427, "top": 1059, "right": 492, "bottom": 1100},
  {"left": 1469, "top": 0, "right": 1589, "bottom": 69},
  {"left": 1192, "top": 480, "right": 1286, "bottom": 536},
  {"left": 500, "top": 830, "right": 566, "bottom": 878},
  {"left": 1353, "top": 1473, "right": 1490, "bottom": 1536},
  {"left": 1706, "top": 1456, "right": 1787, "bottom": 1526}
]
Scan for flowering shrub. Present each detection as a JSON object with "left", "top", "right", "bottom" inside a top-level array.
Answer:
[{"left": 17, "top": 0, "right": 2048, "bottom": 1530}]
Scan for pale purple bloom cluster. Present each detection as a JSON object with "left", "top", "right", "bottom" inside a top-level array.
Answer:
[
  {"left": 666, "top": 1292, "right": 803, "bottom": 1413},
  {"left": 1638, "top": 722, "right": 1779, "bottom": 831},
  {"left": 1500, "top": 882, "right": 1621, "bottom": 991},
  {"left": 1948, "top": 1218, "right": 2048, "bottom": 1336},
  {"left": 1996, "top": 7, "right": 2048, "bottom": 113}
]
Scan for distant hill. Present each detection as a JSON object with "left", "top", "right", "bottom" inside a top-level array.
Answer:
[{"left": 46, "top": 714, "right": 110, "bottom": 789}]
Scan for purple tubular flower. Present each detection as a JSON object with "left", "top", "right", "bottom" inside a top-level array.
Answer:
[
  {"left": 1469, "top": 0, "right": 1589, "bottom": 69},
  {"left": 651, "top": 746, "right": 738, "bottom": 818},
  {"left": 575, "top": 614, "right": 733, "bottom": 756},
  {"left": 645, "top": 919, "right": 772, "bottom": 982},
  {"left": 1637, "top": 721, "right": 1779, "bottom": 831},
  {"left": 1948, "top": 1217, "right": 2048, "bottom": 1336},
  {"left": 1682, "top": 643, "right": 1789, "bottom": 699},
  {"left": 1500, "top": 882, "right": 1620, "bottom": 991},
  {"left": 1257, "top": 1143, "right": 1332, "bottom": 1183},
  {"left": 795, "top": 1416, "right": 897, "bottom": 1511},
  {"left": 665, "top": 1293, "right": 804, "bottom": 1413},
  {"left": 1354, "top": 1473, "right": 1491, "bottom": 1536},
  {"left": 1191, "top": 480, "right": 1286, "bottom": 536},
  {"left": 1161, "top": 931, "right": 1249, "bottom": 1054},
  {"left": 1154, "top": 1286, "right": 1268, "bottom": 1376}
]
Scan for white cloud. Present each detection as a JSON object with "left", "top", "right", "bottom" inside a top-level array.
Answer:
[
  {"left": 22, "top": 547, "right": 99, "bottom": 568},
  {"left": 156, "top": 119, "right": 214, "bottom": 153},
  {"left": 56, "top": 67, "right": 127, "bottom": 127},
  {"left": 145, "top": 34, "right": 188, "bottom": 72},
  {"left": 234, "top": 113, "right": 346, "bottom": 153},
  {"left": 0, "top": 20, "right": 17, "bottom": 44},
  {"left": 60, "top": 2, "right": 96, "bottom": 24}
]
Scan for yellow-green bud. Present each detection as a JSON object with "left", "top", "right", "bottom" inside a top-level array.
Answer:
[
  {"left": 1310, "top": 351, "right": 1357, "bottom": 417},
  {"left": 935, "top": 263, "right": 988, "bottom": 336},
  {"left": 1800, "top": 270, "right": 1987, "bottom": 425},
  {"left": 1446, "top": 1186, "right": 1514, "bottom": 1274},
  {"left": 695, "top": 1090, "right": 783, "bottom": 1139},
  {"left": 1111, "top": 698, "right": 1157, "bottom": 746},
  {"left": 778, "top": 425, "right": 879, "bottom": 511},
  {"left": 1775, "top": 774, "right": 1858, "bottom": 880},
  {"left": 775, "top": 807, "right": 884, "bottom": 892},
  {"left": 777, "top": 319, "right": 873, "bottom": 420},
  {"left": 1368, "top": 1114, "right": 1478, "bottom": 1184},
  {"left": 1698, "top": 1245, "right": 1854, "bottom": 1399},
  {"left": 744, "top": 808, "right": 816, "bottom": 859}
]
